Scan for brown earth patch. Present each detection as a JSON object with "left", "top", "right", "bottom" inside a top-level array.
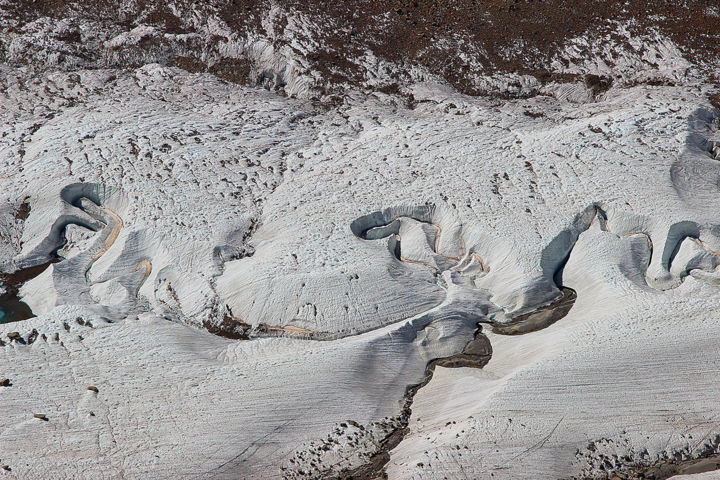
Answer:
[{"left": 5, "top": 1, "right": 720, "bottom": 96}]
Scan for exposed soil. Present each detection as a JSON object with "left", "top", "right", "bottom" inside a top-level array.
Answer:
[
  {"left": 0, "top": 259, "right": 57, "bottom": 324},
  {"left": 4, "top": 1, "right": 720, "bottom": 96},
  {"left": 661, "top": 453, "right": 720, "bottom": 478},
  {"left": 575, "top": 445, "right": 720, "bottom": 480},
  {"left": 0, "top": 291, "right": 34, "bottom": 324},
  {"left": 493, "top": 287, "right": 577, "bottom": 335},
  {"left": 13, "top": 198, "right": 31, "bottom": 222},
  {"left": 0, "top": 259, "right": 57, "bottom": 286},
  {"left": 710, "top": 93, "right": 720, "bottom": 111},
  {"left": 202, "top": 307, "right": 251, "bottom": 340}
]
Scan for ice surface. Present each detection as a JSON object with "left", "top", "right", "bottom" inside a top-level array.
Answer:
[{"left": 1, "top": 61, "right": 720, "bottom": 478}]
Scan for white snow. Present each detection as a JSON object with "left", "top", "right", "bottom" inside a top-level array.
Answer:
[{"left": 1, "top": 63, "right": 720, "bottom": 478}]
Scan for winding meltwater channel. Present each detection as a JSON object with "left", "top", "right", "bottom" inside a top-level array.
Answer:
[{"left": 0, "top": 185, "right": 140, "bottom": 324}]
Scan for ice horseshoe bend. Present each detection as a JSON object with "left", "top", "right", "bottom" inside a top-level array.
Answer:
[{"left": 3, "top": 3, "right": 720, "bottom": 479}]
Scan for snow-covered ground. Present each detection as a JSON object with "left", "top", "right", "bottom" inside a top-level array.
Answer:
[{"left": 2, "top": 6, "right": 720, "bottom": 477}]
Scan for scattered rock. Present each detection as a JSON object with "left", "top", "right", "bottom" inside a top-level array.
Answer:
[
  {"left": 27, "top": 329, "right": 39, "bottom": 344},
  {"left": 14, "top": 197, "right": 31, "bottom": 221},
  {"left": 585, "top": 74, "right": 613, "bottom": 95},
  {"left": 202, "top": 314, "right": 251, "bottom": 340},
  {"left": 87, "top": 386, "right": 99, "bottom": 393},
  {"left": 0, "top": 378, "right": 10, "bottom": 387},
  {"left": 710, "top": 92, "right": 720, "bottom": 110}
]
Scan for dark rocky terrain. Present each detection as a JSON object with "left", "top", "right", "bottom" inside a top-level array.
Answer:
[{"left": 3, "top": 0, "right": 719, "bottom": 98}]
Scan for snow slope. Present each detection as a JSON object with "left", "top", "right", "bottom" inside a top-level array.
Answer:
[{"left": 1, "top": 61, "right": 720, "bottom": 478}]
